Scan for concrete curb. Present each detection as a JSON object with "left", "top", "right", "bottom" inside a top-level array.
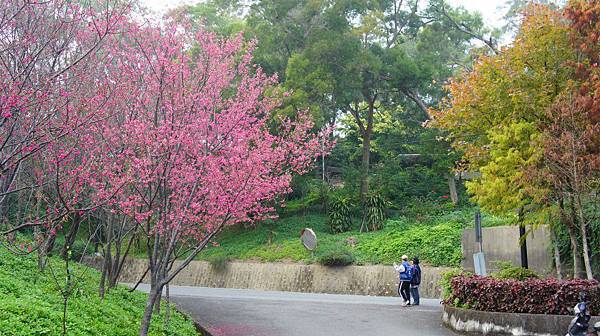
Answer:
[{"left": 442, "top": 304, "right": 600, "bottom": 336}]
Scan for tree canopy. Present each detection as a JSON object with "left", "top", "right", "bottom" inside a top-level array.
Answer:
[{"left": 431, "top": 1, "right": 599, "bottom": 279}]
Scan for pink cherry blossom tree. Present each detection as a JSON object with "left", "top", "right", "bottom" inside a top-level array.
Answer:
[
  {"left": 0, "top": 0, "right": 129, "bottom": 247},
  {"left": 1, "top": 4, "right": 330, "bottom": 333},
  {"left": 78, "top": 20, "right": 330, "bottom": 335}
]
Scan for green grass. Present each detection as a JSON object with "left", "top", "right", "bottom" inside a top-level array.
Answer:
[
  {"left": 193, "top": 203, "right": 512, "bottom": 267},
  {"left": 355, "top": 218, "right": 464, "bottom": 266},
  {"left": 0, "top": 247, "right": 199, "bottom": 336}
]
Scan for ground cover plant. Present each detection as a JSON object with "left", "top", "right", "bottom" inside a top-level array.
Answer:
[{"left": 0, "top": 248, "right": 198, "bottom": 336}]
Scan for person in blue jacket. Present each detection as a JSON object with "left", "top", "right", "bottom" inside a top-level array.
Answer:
[
  {"left": 394, "top": 255, "right": 413, "bottom": 306},
  {"left": 410, "top": 257, "right": 421, "bottom": 306}
]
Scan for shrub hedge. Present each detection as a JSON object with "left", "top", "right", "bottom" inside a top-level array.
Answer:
[
  {"left": 446, "top": 274, "right": 600, "bottom": 315},
  {"left": 315, "top": 245, "right": 355, "bottom": 266},
  {"left": 207, "top": 254, "right": 229, "bottom": 272},
  {"left": 490, "top": 261, "right": 539, "bottom": 280}
]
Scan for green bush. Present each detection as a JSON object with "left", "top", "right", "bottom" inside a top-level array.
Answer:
[
  {"left": 491, "top": 261, "right": 539, "bottom": 280},
  {"left": 400, "top": 197, "right": 455, "bottom": 219},
  {"left": 283, "top": 176, "right": 327, "bottom": 215},
  {"left": 364, "top": 193, "right": 387, "bottom": 231},
  {"left": 207, "top": 254, "right": 229, "bottom": 272},
  {"left": 68, "top": 239, "right": 94, "bottom": 261},
  {"left": 370, "top": 160, "right": 452, "bottom": 206},
  {"left": 315, "top": 245, "right": 355, "bottom": 266},
  {"left": 0, "top": 248, "right": 198, "bottom": 336},
  {"left": 327, "top": 196, "right": 353, "bottom": 233}
]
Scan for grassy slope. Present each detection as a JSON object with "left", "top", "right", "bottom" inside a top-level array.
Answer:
[
  {"left": 0, "top": 248, "right": 198, "bottom": 336},
  {"left": 195, "top": 204, "right": 512, "bottom": 267}
]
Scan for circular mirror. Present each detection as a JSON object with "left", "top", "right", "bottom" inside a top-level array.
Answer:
[{"left": 300, "top": 228, "right": 317, "bottom": 251}]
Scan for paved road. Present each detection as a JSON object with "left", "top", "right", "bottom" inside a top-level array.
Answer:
[{"left": 133, "top": 284, "right": 456, "bottom": 336}]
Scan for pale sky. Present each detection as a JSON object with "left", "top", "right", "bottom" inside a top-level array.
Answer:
[
  {"left": 141, "top": 0, "right": 508, "bottom": 29},
  {"left": 142, "top": 0, "right": 195, "bottom": 14},
  {"left": 448, "top": 0, "right": 507, "bottom": 28}
]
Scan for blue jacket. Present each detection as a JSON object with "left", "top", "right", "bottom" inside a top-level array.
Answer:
[
  {"left": 399, "top": 261, "right": 412, "bottom": 281},
  {"left": 411, "top": 264, "right": 421, "bottom": 285}
]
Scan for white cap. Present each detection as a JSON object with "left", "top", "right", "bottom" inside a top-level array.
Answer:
[{"left": 401, "top": 255, "right": 408, "bottom": 260}]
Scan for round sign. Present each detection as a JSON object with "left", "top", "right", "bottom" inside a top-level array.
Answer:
[{"left": 300, "top": 228, "right": 317, "bottom": 251}]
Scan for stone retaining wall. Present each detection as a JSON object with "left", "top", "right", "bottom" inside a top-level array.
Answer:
[
  {"left": 112, "top": 258, "right": 449, "bottom": 298},
  {"left": 443, "top": 305, "right": 600, "bottom": 336}
]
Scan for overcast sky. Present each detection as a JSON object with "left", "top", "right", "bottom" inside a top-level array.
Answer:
[{"left": 141, "top": 0, "right": 508, "bottom": 29}]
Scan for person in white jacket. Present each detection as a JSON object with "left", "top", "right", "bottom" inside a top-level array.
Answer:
[{"left": 394, "top": 255, "right": 413, "bottom": 306}]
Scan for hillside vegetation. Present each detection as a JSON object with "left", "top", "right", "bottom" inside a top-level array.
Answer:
[{"left": 193, "top": 203, "right": 512, "bottom": 267}]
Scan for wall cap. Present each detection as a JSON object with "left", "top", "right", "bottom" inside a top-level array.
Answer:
[{"left": 442, "top": 304, "right": 599, "bottom": 336}]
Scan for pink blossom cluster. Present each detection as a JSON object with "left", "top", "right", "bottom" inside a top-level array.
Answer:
[{"left": 1, "top": 1, "right": 330, "bottom": 242}]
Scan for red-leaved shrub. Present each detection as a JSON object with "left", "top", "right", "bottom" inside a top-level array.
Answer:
[{"left": 446, "top": 275, "right": 600, "bottom": 315}]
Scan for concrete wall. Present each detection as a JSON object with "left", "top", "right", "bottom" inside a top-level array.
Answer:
[
  {"left": 115, "top": 259, "right": 450, "bottom": 298},
  {"left": 462, "top": 225, "right": 553, "bottom": 276},
  {"left": 443, "top": 305, "right": 600, "bottom": 336}
]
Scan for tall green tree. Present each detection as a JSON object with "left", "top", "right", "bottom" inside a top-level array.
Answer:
[
  {"left": 181, "top": 0, "right": 493, "bottom": 223},
  {"left": 278, "top": 1, "right": 490, "bottom": 224}
]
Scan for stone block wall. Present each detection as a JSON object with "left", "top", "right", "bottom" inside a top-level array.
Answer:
[{"left": 115, "top": 259, "right": 450, "bottom": 298}]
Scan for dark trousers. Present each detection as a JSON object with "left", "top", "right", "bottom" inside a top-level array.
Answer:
[
  {"left": 399, "top": 281, "right": 411, "bottom": 302},
  {"left": 410, "top": 285, "right": 420, "bottom": 305}
]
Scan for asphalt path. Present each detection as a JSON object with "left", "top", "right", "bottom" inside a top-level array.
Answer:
[{"left": 132, "top": 284, "right": 457, "bottom": 336}]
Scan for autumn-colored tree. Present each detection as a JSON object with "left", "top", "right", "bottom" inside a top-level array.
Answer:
[
  {"left": 431, "top": 2, "right": 599, "bottom": 279},
  {"left": 430, "top": 4, "right": 574, "bottom": 214},
  {"left": 541, "top": 93, "right": 599, "bottom": 280},
  {"left": 565, "top": 0, "right": 600, "bottom": 123},
  {"left": 526, "top": 0, "right": 600, "bottom": 280},
  {"left": 429, "top": 4, "right": 573, "bottom": 275},
  {"left": 536, "top": 0, "right": 600, "bottom": 280}
]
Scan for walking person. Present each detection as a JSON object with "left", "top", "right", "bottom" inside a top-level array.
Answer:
[
  {"left": 394, "top": 255, "right": 413, "bottom": 306},
  {"left": 410, "top": 257, "right": 421, "bottom": 306}
]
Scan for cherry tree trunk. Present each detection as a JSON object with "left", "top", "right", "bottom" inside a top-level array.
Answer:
[{"left": 139, "top": 287, "right": 161, "bottom": 336}]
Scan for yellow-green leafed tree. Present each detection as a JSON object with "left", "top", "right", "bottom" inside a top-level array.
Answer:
[{"left": 430, "top": 4, "right": 576, "bottom": 218}]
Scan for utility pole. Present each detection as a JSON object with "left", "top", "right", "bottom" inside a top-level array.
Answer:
[{"left": 473, "top": 210, "right": 486, "bottom": 275}]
